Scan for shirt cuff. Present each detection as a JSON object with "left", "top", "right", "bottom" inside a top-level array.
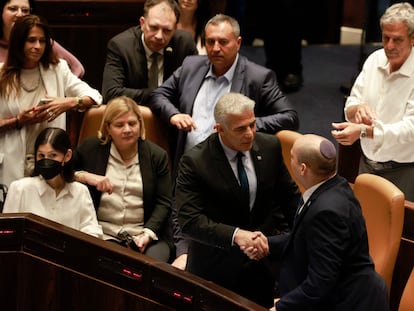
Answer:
[
  {"left": 143, "top": 228, "right": 158, "bottom": 241},
  {"left": 231, "top": 227, "right": 239, "bottom": 246}
]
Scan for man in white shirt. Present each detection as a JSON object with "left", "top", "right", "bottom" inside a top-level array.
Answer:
[{"left": 332, "top": 2, "right": 414, "bottom": 200}]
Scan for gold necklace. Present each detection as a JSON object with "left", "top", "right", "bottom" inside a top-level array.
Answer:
[{"left": 20, "top": 67, "right": 41, "bottom": 92}]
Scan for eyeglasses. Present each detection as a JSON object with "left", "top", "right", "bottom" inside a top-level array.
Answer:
[{"left": 6, "top": 6, "right": 32, "bottom": 15}]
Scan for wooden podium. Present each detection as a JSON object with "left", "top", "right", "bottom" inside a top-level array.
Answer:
[{"left": 0, "top": 213, "right": 267, "bottom": 311}]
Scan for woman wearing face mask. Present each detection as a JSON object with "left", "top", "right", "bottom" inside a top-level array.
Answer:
[
  {"left": 0, "top": 15, "right": 102, "bottom": 188},
  {"left": 3, "top": 127, "right": 103, "bottom": 238},
  {"left": 0, "top": 0, "right": 85, "bottom": 77}
]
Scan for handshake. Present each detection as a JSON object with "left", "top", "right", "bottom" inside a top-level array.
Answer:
[{"left": 234, "top": 229, "right": 269, "bottom": 261}]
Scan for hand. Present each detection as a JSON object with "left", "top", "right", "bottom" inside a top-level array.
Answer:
[
  {"left": 18, "top": 106, "right": 50, "bottom": 126},
  {"left": 235, "top": 229, "right": 269, "bottom": 260},
  {"left": 171, "top": 254, "right": 187, "bottom": 270},
  {"left": 170, "top": 113, "right": 197, "bottom": 131},
  {"left": 347, "top": 104, "right": 376, "bottom": 125},
  {"left": 133, "top": 233, "right": 152, "bottom": 253},
  {"left": 331, "top": 122, "right": 361, "bottom": 146},
  {"left": 79, "top": 172, "right": 113, "bottom": 194},
  {"left": 35, "top": 97, "right": 73, "bottom": 122}
]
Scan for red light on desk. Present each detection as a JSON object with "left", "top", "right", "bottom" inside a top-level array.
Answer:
[
  {"left": 122, "top": 268, "right": 142, "bottom": 280},
  {"left": 172, "top": 291, "right": 192, "bottom": 303},
  {"left": 0, "top": 229, "right": 15, "bottom": 235},
  {"left": 132, "top": 272, "right": 142, "bottom": 280},
  {"left": 183, "top": 296, "right": 193, "bottom": 303}
]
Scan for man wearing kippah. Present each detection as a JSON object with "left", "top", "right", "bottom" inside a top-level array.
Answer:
[{"left": 244, "top": 134, "right": 389, "bottom": 311}]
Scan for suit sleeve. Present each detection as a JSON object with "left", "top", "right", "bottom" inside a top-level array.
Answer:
[
  {"left": 176, "top": 153, "right": 237, "bottom": 250},
  {"left": 277, "top": 209, "right": 351, "bottom": 310},
  {"left": 142, "top": 144, "right": 172, "bottom": 236},
  {"left": 148, "top": 66, "right": 183, "bottom": 124},
  {"left": 253, "top": 68, "right": 299, "bottom": 133},
  {"left": 102, "top": 38, "right": 151, "bottom": 104}
]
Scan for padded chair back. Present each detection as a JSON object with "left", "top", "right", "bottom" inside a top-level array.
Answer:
[
  {"left": 77, "top": 105, "right": 170, "bottom": 159},
  {"left": 77, "top": 105, "right": 106, "bottom": 145},
  {"left": 398, "top": 265, "right": 414, "bottom": 311},
  {"left": 275, "top": 130, "right": 305, "bottom": 193},
  {"left": 353, "top": 173, "right": 405, "bottom": 295}
]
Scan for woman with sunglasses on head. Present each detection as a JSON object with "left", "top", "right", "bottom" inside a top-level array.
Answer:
[
  {"left": 0, "top": 0, "right": 84, "bottom": 77},
  {"left": 3, "top": 127, "right": 103, "bottom": 238},
  {"left": 0, "top": 15, "right": 102, "bottom": 188}
]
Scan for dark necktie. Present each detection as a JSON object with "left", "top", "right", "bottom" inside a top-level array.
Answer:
[
  {"left": 149, "top": 52, "right": 159, "bottom": 89},
  {"left": 237, "top": 152, "right": 249, "bottom": 201},
  {"left": 294, "top": 197, "right": 304, "bottom": 226}
]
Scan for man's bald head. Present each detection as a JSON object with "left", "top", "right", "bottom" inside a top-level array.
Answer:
[{"left": 293, "top": 134, "right": 337, "bottom": 177}]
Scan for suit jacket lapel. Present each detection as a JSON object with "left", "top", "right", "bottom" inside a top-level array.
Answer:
[
  {"left": 230, "top": 55, "right": 245, "bottom": 93},
  {"left": 209, "top": 134, "right": 251, "bottom": 208},
  {"left": 249, "top": 140, "right": 263, "bottom": 210},
  {"left": 183, "top": 58, "right": 211, "bottom": 115},
  {"left": 291, "top": 175, "right": 341, "bottom": 230}
]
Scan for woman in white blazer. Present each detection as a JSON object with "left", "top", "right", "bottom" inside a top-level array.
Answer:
[{"left": 0, "top": 15, "right": 102, "bottom": 187}]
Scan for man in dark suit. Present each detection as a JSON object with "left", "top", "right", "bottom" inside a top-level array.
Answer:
[
  {"left": 102, "top": 0, "right": 198, "bottom": 105},
  {"left": 149, "top": 14, "right": 299, "bottom": 269},
  {"left": 176, "top": 93, "right": 300, "bottom": 308},
  {"left": 258, "top": 134, "right": 389, "bottom": 311}
]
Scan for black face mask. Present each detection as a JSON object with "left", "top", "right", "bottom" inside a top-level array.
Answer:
[{"left": 36, "top": 158, "right": 63, "bottom": 180}]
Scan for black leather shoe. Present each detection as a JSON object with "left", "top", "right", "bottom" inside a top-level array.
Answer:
[{"left": 281, "top": 73, "right": 303, "bottom": 93}]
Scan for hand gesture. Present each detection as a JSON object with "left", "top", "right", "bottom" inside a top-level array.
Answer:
[
  {"left": 235, "top": 229, "right": 269, "bottom": 260},
  {"left": 170, "top": 113, "right": 197, "bottom": 131},
  {"left": 331, "top": 122, "right": 361, "bottom": 146}
]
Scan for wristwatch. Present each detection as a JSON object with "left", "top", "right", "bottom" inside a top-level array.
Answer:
[
  {"left": 76, "top": 97, "right": 86, "bottom": 112},
  {"left": 360, "top": 124, "right": 367, "bottom": 138}
]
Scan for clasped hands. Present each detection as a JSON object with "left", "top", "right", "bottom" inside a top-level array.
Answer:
[
  {"left": 19, "top": 96, "right": 76, "bottom": 125},
  {"left": 235, "top": 229, "right": 269, "bottom": 261},
  {"left": 331, "top": 104, "right": 376, "bottom": 145}
]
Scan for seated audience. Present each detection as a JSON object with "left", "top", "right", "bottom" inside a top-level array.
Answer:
[
  {"left": 73, "top": 96, "right": 172, "bottom": 262},
  {"left": 101, "top": 0, "right": 197, "bottom": 105},
  {"left": 244, "top": 134, "right": 389, "bottom": 311},
  {"left": 0, "top": 15, "right": 102, "bottom": 188},
  {"left": 0, "top": 0, "right": 85, "bottom": 77},
  {"left": 3, "top": 127, "right": 103, "bottom": 239}
]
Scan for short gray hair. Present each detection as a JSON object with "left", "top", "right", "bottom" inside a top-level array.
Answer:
[
  {"left": 205, "top": 14, "right": 240, "bottom": 38},
  {"left": 214, "top": 93, "right": 255, "bottom": 126},
  {"left": 380, "top": 2, "right": 414, "bottom": 36}
]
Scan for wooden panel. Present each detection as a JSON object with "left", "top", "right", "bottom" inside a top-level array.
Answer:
[
  {"left": 342, "top": 0, "right": 366, "bottom": 28},
  {"left": 0, "top": 214, "right": 267, "bottom": 311}
]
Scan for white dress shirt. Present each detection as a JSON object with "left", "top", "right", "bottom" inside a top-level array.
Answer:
[
  {"left": 345, "top": 48, "right": 414, "bottom": 163},
  {"left": 3, "top": 176, "right": 103, "bottom": 238},
  {"left": 184, "top": 54, "right": 239, "bottom": 151}
]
